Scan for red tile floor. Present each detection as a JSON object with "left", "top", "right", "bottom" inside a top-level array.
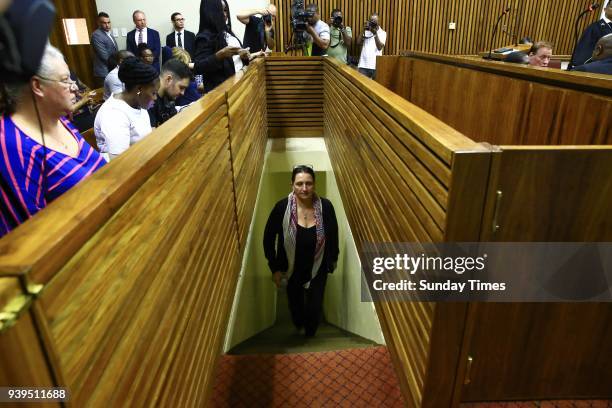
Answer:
[
  {"left": 209, "top": 346, "right": 404, "bottom": 407},
  {"left": 210, "top": 345, "right": 611, "bottom": 407}
]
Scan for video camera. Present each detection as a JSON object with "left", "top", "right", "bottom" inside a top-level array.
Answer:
[{"left": 289, "top": 0, "right": 314, "bottom": 47}]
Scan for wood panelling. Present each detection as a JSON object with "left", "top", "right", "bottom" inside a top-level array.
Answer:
[
  {"left": 49, "top": 0, "right": 99, "bottom": 88},
  {"left": 323, "top": 57, "right": 490, "bottom": 407},
  {"left": 481, "top": 149, "right": 612, "bottom": 243},
  {"left": 2, "top": 55, "right": 612, "bottom": 407},
  {"left": 461, "top": 302, "right": 612, "bottom": 401},
  {"left": 270, "top": 0, "right": 600, "bottom": 58},
  {"left": 39, "top": 112, "right": 238, "bottom": 406},
  {"left": 266, "top": 57, "right": 324, "bottom": 137},
  {"left": 376, "top": 53, "right": 612, "bottom": 146},
  {"left": 227, "top": 60, "right": 268, "bottom": 249},
  {"left": 0, "top": 278, "right": 59, "bottom": 408},
  {"left": 0, "top": 66, "right": 268, "bottom": 406}
]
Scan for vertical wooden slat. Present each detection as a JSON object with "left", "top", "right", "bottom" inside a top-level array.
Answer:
[{"left": 272, "top": 0, "right": 600, "bottom": 57}]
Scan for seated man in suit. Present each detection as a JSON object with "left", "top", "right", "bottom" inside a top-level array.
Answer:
[
  {"left": 166, "top": 12, "right": 196, "bottom": 58},
  {"left": 127, "top": 10, "right": 161, "bottom": 71},
  {"left": 91, "top": 12, "right": 118, "bottom": 87},
  {"left": 572, "top": 34, "right": 612, "bottom": 75}
]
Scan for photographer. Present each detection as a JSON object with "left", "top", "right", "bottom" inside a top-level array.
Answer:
[
  {"left": 327, "top": 9, "right": 352, "bottom": 64},
  {"left": 357, "top": 13, "right": 386, "bottom": 78},
  {"left": 304, "top": 4, "right": 330, "bottom": 56},
  {"left": 238, "top": 4, "right": 276, "bottom": 52}
]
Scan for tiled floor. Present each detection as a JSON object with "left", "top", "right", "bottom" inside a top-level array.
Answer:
[{"left": 209, "top": 346, "right": 404, "bottom": 407}]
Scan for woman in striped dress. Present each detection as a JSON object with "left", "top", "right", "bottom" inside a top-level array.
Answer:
[{"left": 0, "top": 45, "right": 106, "bottom": 237}]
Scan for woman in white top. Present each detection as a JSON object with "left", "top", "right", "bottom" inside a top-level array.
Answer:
[{"left": 94, "top": 57, "right": 159, "bottom": 160}]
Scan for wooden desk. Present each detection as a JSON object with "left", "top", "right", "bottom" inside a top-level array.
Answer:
[{"left": 478, "top": 43, "right": 532, "bottom": 60}]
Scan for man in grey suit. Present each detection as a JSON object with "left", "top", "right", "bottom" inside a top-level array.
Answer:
[{"left": 91, "top": 12, "right": 118, "bottom": 87}]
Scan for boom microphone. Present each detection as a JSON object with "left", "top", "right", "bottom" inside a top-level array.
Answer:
[{"left": 485, "top": 6, "right": 512, "bottom": 60}]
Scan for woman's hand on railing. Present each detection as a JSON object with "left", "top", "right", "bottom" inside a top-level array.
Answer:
[
  {"left": 249, "top": 51, "right": 267, "bottom": 61},
  {"left": 215, "top": 46, "right": 241, "bottom": 61}
]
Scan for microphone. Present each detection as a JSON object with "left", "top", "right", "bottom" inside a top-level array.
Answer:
[
  {"left": 568, "top": 3, "right": 600, "bottom": 69},
  {"left": 587, "top": 3, "right": 600, "bottom": 12},
  {"left": 485, "top": 6, "right": 512, "bottom": 60}
]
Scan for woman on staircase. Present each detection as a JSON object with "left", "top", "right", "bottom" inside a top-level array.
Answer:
[{"left": 263, "top": 165, "right": 339, "bottom": 337}]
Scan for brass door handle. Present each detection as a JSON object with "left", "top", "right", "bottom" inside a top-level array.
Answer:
[{"left": 464, "top": 355, "right": 474, "bottom": 385}]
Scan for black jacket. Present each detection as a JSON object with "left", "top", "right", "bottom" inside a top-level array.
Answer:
[
  {"left": 148, "top": 93, "right": 177, "bottom": 127},
  {"left": 193, "top": 29, "right": 248, "bottom": 93},
  {"left": 572, "top": 19, "right": 612, "bottom": 67},
  {"left": 166, "top": 30, "right": 196, "bottom": 57},
  {"left": 572, "top": 56, "right": 612, "bottom": 75},
  {"left": 263, "top": 197, "right": 339, "bottom": 275},
  {"left": 243, "top": 16, "right": 273, "bottom": 53}
]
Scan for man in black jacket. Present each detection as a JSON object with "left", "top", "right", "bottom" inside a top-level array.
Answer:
[
  {"left": 148, "top": 59, "right": 191, "bottom": 127},
  {"left": 571, "top": 0, "right": 612, "bottom": 68},
  {"left": 166, "top": 12, "right": 196, "bottom": 58},
  {"left": 573, "top": 34, "right": 612, "bottom": 75}
]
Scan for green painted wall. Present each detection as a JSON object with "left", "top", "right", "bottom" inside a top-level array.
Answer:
[{"left": 225, "top": 138, "right": 384, "bottom": 351}]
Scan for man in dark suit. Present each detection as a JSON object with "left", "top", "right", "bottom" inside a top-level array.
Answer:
[
  {"left": 166, "top": 12, "right": 196, "bottom": 58},
  {"left": 126, "top": 10, "right": 161, "bottom": 70},
  {"left": 91, "top": 12, "right": 118, "bottom": 87},
  {"left": 573, "top": 34, "right": 612, "bottom": 75},
  {"left": 570, "top": 0, "right": 612, "bottom": 68}
]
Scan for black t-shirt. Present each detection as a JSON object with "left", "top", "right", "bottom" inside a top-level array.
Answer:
[
  {"left": 292, "top": 224, "right": 317, "bottom": 285},
  {"left": 243, "top": 16, "right": 273, "bottom": 52}
]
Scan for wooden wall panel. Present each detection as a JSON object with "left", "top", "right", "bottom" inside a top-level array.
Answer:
[
  {"left": 323, "top": 57, "right": 489, "bottom": 407},
  {"left": 0, "top": 278, "right": 60, "bottom": 408},
  {"left": 458, "top": 148, "right": 612, "bottom": 401},
  {"left": 377, "top": 53, "right": 612, "bottom": 146},
  {"left": 270, "top": 0, "right": 600, "bottom": 57},
  {"left": 266, "top": 57, "right": 324, "bottom": 137},
  {"left": 227, "top": 60, "right": 269, "bottom": 252},
  {"left": 37, "top": 107, "right": 239, "bottom": 407},
  {"left": 0, "top": 68, "right": 268, "bottom": 406},
  {"left": 49, "top": 0, "right": 99, "bottom": 88}
]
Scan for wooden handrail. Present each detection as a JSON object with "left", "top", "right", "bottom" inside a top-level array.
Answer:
[
  {"left": 399, "top": 51, "right": 612, "bottom": 96},
  {"left": 324, "top": 57, "right": 488, "bottom": 164}
]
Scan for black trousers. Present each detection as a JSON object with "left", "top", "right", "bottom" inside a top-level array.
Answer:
[{"left": 286, "top": 271, "right": 328, "bottom": 336}]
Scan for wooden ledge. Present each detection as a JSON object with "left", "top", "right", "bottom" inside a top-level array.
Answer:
[{"left": 400, "top": 51, "right": 612, "bottom": 96}]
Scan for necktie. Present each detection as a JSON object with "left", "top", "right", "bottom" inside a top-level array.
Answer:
[
  {"left": 138, "top": 29, "right": 143, "bottom": 44},
  {"left": 177, "top": 32, "right": 182, "bottom": 48}
]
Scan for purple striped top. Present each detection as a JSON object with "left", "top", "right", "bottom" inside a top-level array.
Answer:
[{"left": 0, "top": 115, "right": 106, "bottom": 238}]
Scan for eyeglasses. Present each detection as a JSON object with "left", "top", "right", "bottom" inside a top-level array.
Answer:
[
  {"left": 174, "top": 18, "right": 185, "bottom": 21},
  {"left": 37, "top": 76, "right": 77, "bottom": 88},
  {"left": 293, "top": 164, "right": 314, "bottom": 170}
]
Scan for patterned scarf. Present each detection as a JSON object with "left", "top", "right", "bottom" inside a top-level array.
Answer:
[{"left": 282, "top": 192, "right": 326, "bottom": 288}]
